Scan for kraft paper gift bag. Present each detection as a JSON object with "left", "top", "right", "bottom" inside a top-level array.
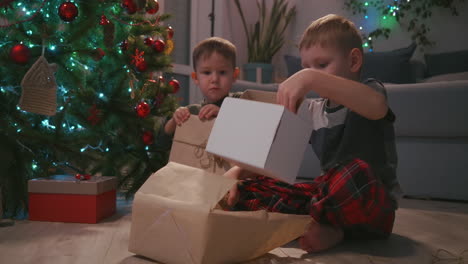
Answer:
[
  {"left": 169, "top": 116, "right": 231, "bottom": 175},
  {"left": 128, "top": 162, "right": 311, "bottom": 264}
]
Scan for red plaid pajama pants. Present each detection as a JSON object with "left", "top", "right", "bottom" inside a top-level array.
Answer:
[{"left": 230, "top": 158, "right": 396, "bottom": 239}]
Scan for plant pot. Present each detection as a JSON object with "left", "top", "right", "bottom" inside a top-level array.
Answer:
[{"left": 243, "top": 63, "right": 273, "bottom": 84}]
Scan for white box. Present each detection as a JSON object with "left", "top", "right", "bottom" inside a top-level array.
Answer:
[{"left": 206, "top": 94, "right": 313, "bottom": 184}]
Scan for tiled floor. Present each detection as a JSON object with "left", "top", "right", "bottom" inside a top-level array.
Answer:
[{"left": 1, "top": 197, "right": 467, "bottom": 264}]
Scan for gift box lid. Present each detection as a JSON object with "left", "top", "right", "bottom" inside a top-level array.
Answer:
[{"left": 28, "top": 175, "right": 117, "bottom": 195}]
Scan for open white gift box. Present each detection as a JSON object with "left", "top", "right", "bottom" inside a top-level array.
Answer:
[{"left": 206, "top": 90, "right": 314, "bottom": 184}]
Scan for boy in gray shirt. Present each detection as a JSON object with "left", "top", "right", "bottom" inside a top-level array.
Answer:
[{"left": 224, "top": 14, "right": 401, "bottom": 253}]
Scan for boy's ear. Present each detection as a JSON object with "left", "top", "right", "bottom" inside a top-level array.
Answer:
[
  {"left": 233, "top": 67, "right": 240, "bottom": 79},
  {"left": 191, "top": 72, "right": 199, "bottom": 85},
  {"left": 349, "top": 48, "right": 363, "bottom": 74}
]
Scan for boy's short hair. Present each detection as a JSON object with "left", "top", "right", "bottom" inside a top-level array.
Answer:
[
  {"left": 299, "top": 14, "right": 363, "bottom": 55},
  {"left": 192, "top": 37, "right": 237, "bottom": 70}
]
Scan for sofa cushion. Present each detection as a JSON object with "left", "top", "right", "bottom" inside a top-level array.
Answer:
[
  {"left": 284, "top": 43, "right": 417, "bottom": 83},
  {"left": 425, "top": 49, "right": 468, "bottom": 77},
  {"left": 361, "top": 43, "right": 417, "bottom": 84},
  {"left": 386, "top": 80, "right": 468, "bottom": 137},
  {"left": 422, "top": 71, "right": 468, "bottom": 83}
]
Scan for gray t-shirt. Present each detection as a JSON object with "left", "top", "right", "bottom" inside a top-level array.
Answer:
[{"left": 306, "top": 79, "right": 401, "bottom": 205}]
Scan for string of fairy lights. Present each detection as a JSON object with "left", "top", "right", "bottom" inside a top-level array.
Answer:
[
  {"left": 356, "top": 0, "right": 409, "bottom": 52},
  {"left": 1, "top": 1, "right": 165, "bottom": 172}
]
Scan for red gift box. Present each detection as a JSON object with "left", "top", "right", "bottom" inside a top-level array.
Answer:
[{"left": 28, "top": 175, "right": 117, "bottom": 223}]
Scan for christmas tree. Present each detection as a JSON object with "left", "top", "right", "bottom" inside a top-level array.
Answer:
[{"left": 0, "top": 0, "right": 179, "bottom": 218}]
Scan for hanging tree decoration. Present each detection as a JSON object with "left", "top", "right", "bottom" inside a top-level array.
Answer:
[
  {"left": 142, "top": 131, "right": 154, "bottom": 145},
  {"left": 18, "top": 47, "right": 58, "bottom": 116},
  {"left": 10, "top": 43, "right": 31, "bottom": 64},
  {"left": 164, "top": 25, "right": 174, "bottom": 55},
  {"left": 146, "top": 0, "right": 159, "bottom": 14},
  {"left": 122, "top": 0, "right": 138, "bottom": 14},
  {"left": 131, "top": 48, "right": 145, "bottom": 66},
  {"left": 166, "top": 25, "right": 174, "bottom": 39},
  {"left": 131, "top": 48, "right": 147, "bottom": 72},
  {"left": 135, "top": 101, "right": 150, "bottom": 118},
  {"left": 168, "top": 78, "right": 180, "bottom": 94},
  {"left": 164, "top": 39, "right": 174, "bottom": 55},
  {"left": 102, "top": 18, "right": 115, "bottom": 49},
  {"left": 58, "top": 1, "right": 79, "bottom": 22},
  {"left": 144, "top": 36, "right": 153, "bottom": 46},
  {"left": 136, "top": 60, "right": 147, "bottom": 72},
  {"left": 99, "top": 15, "right": 110, "bottom": 25},
  {"left": 152, "top": 38, "right": 165, "bottom": 53}
]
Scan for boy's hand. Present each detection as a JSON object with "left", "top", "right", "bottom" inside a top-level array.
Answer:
[
  {"left": 199, "top": 104, "right": 220, "bottom": 120},
  {"left": 223, "top": 166, "right": 260, "bottom": 208},
  {"left": 277, "top": 70, "right": 310, "bottom": 113},
  {"left": 172, "top": 106, "right": 190, "bottom": 125}
]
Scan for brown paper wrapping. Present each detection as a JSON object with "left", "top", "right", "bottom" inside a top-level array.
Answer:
[
  {"left": 169, "top": 116, "right": 231, "bottom": 175},
  {"left": 128, "top": 162, "right": 311, "bottom": 264}
]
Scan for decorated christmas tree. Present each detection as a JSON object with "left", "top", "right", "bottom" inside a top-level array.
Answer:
[{"left": 0, "top": 0, "right": 179, "bottom": 218}]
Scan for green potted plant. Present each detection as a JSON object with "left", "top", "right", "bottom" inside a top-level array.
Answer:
[{"left": 234, "top": 0, "right": 296, "bottom": 83}]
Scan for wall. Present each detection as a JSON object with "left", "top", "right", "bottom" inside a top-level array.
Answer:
[{"left": 220, "top": 0, "right": 468, "bottom": 79}]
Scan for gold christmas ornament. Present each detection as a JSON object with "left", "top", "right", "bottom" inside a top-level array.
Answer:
[
  {"left": 18, "top": 56, "right": 58, "bottom": 116},
  {"left": 164, "top": 39, "right": 174, "bottom": 55}
]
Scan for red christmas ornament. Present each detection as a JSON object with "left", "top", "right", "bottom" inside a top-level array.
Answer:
[
  {"left": 168, "top": 79, "right": 180, "bottom": 94},
  {"left": 146, "top": 0, "right": 159, "bottom": 14},
  {"left": 136, "top": 60, "right": 147, "bottom": 72},
  {"left": 99, "top": 15, "right": 110, "bottom": 25},
  {"left": 144, "top": 36, "right": 153, "bottom": 46},
  {"left": 75, "top": 173, "right": 92, "bottom": 180},
  {"left": 10, "top": 44, "right": 30, "bottom": 64},
  {"left": 153, "top": 39, "right": 165, "bottom": 53},
  {"left": 142, "top": 131, "right": 154, "bottom": 145},
  {"left": 122, "top": 0, "right": 137, "bottom": 14},
  {"left": 166, "top": 25, "right": 174, "bottom": 39},
  {"left": 136, "top": 101, "right": 151, "bottom": 118},
  {"left": 87, "top": 104, "right": 102, "bottom": 125},
  {"left": 120, "top": 39, "right": 128, "bottom": 51},
  {"left": 92, "top": 48, "right": 106, "bottom": 61},
  {"left": 58, "top": 2, "right": 79, "bottom": 22}
]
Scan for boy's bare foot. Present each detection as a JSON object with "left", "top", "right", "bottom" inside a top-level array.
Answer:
[{"left": 299, "top": 222, "right": 344, "bottom": 253}]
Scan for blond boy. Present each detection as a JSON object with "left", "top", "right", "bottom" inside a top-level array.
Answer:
[{"left": 225, "top": 14, "right": 400, "bottom": 253}]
